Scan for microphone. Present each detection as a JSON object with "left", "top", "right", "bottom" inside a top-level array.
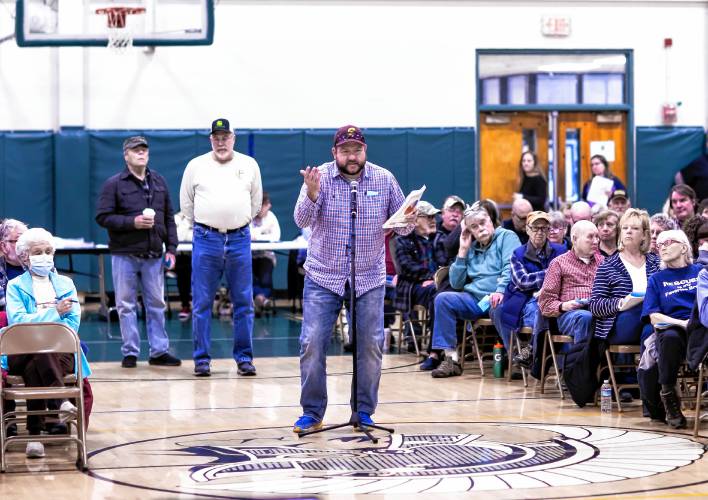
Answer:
[{"left": 350, "top": 180, "right": 358, "bottom": 218}]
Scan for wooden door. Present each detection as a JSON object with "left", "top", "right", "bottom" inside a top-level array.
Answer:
[
  {"left": 556, "top": 112, "right": 627, "bottom": 202},
  {"left": 479, "top": 112, "right": 549, "bottom": 208}
]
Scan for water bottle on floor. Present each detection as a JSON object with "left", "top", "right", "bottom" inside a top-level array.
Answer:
[
  {"left": 600, "top": 379, "right": 612, "bottom": 414},
  {"left": 493, "top": 342, "right": 505, "bottom": 378}
]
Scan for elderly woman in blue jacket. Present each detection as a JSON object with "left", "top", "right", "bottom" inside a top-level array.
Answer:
[{"left": 1, "top": 227, "right": 92, "bottom": 459}]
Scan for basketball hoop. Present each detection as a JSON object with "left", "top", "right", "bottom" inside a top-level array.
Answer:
[{"left": 95, "top": 7, "right": 146, "bottom": 53}]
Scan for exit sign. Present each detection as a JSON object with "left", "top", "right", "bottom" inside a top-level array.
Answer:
[{"left": 541, "top": 16, "right": 571, "bottom": 37}]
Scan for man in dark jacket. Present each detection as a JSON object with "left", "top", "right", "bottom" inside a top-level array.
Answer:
[{"left": 96, "top": 136, "right": 181, "bottom": 368}]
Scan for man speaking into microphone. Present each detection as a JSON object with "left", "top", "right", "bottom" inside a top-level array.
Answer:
[{"left": 292, "top": 125, "right": 415, "bottom": 433}]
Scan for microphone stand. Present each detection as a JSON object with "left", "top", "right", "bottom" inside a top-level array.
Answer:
[{"left": 299, "top": 179, "right": 394, "bottom": 444}]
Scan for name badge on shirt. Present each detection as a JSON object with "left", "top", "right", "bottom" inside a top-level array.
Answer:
[{"left": 366, "top": 190, "right": 379, "bottom": 196}]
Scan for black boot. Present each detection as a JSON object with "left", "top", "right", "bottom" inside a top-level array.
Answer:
[{"left": 660, "top": 387, "right": 687, "bottom": 429}]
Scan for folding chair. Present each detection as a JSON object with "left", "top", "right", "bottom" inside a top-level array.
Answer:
[
  {"left": 509, "top": 326, "right": 533, "bottom": 387},
  {"left": 540, "top": 329, "right": 573, "bottom": 398},
  {"left": 0, "top": 322, "right": 88, "bottom": 472},
  {"left": 598, "top": 344, "right": 640, "bottom": 412},
  {"left": 460, "top": 318, "right": 496, "bottom": 376}
]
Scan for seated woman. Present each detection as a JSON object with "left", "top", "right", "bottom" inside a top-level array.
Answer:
[
  {"left": 593, "top": 209, "right": 620, "bottom": 257},
  {"left": 639, "top": 229, "right": 702, "bottom": 429},
  {"left": 1, "top": 228, "right": 93, "bottom": 458},
  {"left": 649, "top": 213, "right": 677, "bottom": 255},
  {"left": 250, "top": 192, "right": 281, "bottom": 316},
  {"left": 590, "top": 209, "right": 659, "bottom": 346}
]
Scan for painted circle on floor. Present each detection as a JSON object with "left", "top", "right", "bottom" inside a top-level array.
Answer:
[{"left": 87, "top": 422, "right": 706, "bottom": 497}]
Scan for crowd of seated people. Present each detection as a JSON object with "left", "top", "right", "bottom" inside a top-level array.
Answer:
[{"left": 381, "top": 149, "right": 707, "bottom": 429}]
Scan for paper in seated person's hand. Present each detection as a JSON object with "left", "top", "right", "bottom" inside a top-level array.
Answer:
[{"left": 618, "top": 291, "right": 644, "bottom": 312}]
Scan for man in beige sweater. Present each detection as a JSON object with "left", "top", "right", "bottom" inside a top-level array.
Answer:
[{"left": 180, "top": 118, "right": 263, "bottom": 377}]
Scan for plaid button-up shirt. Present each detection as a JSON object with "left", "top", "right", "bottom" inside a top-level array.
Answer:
[{"left": 294, "top": 161, "right": 413, "bottom": 297}]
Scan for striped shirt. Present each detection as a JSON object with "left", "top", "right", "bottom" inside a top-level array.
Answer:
[
  {"left": 539, "top": 250, "right": 604, "bottom": 317},
  {"left": 294, "top": 161, "right": 412, "bottom": 297}
]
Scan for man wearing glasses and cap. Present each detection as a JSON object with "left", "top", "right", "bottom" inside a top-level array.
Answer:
[
  {"left": 293, "top": 125, "right": 415, "bottom": 433},
  {"left": 96, "top": 136, "right": 181, "bottom": 369},
  {"left": 180, "top": 119, "right": 263, "bottom": 377}
]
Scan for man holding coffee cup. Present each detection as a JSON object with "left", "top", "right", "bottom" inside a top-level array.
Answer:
[{"left": 96, "top": 136, "right": 182, "bottom": 368}]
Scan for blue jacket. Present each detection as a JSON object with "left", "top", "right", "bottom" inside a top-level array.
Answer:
[
  {"left": 1, "top": 271, "right": 91, "bottom": 377},
  {"left": 500, "top": 241, "right": 566, "bottom": 330},
  {"left": 449, "top": 227, "right": 520, "bottom": 300},
  {"left": 589, "top": 252, "right": 661, "bottom": 339}
]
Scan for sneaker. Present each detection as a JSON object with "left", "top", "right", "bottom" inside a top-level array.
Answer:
[
  {"left": 121, "top": 355, "right": 137, "bottom": 368},
  {"left": 660, "top": 388, "right": 687, "bottom": 429},
  {"left": 26, "top": 442, "right": 45, "bottom": 459},
  {"left": 619, "top": 390, "right": 634, "bottom": 403},
  {"left": 513, "top": 345, "right": 533, "bottom": 368},
  {"left": 178, "top": 307, "right": 191, "bottom": 321},
  {"left": 237, "top": 361, "right": 257, "bottom": 376},
  {"left": 194, "top": 363, "right": 211, "bottom": 377},
  {"left": 354, "top": 411, "right": 374, "bottom": 431},
  {"left": 59, "top": 400, "right": 77, "bottom": 424},
  {"left": 149, "top": 353, "right": 182, "bottom": 366},
  {"left": 431, "top": 357, "right": 462, "bottom": 378},
  {"left": 419, "top": 356, "right": 441, "bottom": 371},
  {"left": 293, "top": 415, "right": 322, "bottom": 434}
]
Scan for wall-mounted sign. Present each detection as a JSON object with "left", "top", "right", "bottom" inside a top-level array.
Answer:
[{"left": 541, "top": 16, "right": 571, "bottom": 37}]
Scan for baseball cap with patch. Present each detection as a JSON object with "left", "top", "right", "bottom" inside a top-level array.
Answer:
[
  {"left": 211, "top": 118, "right": 231, "bottom": 134},
  {"left": 334, "top": 125, "right": 366, "bottom": 147},
  {"left": 609, "top": 189, "right": 628, "bottom": 202},
  {"left": 123, "top": 136, "right": 148, "bottom": 151},
  {"left": 527, "top": 211, "right": 551, "bottom": 226},
  {"left": 417, "top": 201, "right": 441, "bottom": 216},
  {"left": 443, "top": 195, "right": 465, "bottom": 211}
]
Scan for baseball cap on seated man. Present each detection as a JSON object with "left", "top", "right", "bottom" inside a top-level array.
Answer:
[
  {"left": 527, "top": 211, "right": 551, "bottom": 226},
  {"left": 333, "top": 125, "right": 366, "bottom": 147},
  {"left": 123, "top": 136, "right": 148, "bottom": 151},
  {"left": 442, "top": 195, "right": 465, "bottom": 211},
  {"left": 416, "top": 201, "right": 441, "bottom": 217},
  {"left": 609, "top": 189, "right": 628, "bottom": 202},
  {"left": 211, "top": 118, "right": 231, "bottom": 134}
]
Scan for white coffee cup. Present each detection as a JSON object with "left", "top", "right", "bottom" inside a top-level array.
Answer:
[{"left": 142, "top": 208, "right": 155, "bottom": 220}]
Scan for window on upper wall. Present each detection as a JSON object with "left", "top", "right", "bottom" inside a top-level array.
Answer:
[{"left": 479, "top": 52, "right": 628, "bottom": 106}]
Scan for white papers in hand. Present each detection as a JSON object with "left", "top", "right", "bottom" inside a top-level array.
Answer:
[
  {"left": 383, "top": 185, "right": 426, "bottom": 228},
  {"left": 586, "top": 176, "right": 615, "bottom": 206}
]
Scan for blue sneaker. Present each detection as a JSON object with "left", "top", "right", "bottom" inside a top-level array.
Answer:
[
  {"left": 194, "top": 363, "right": 211, "bottom": 377},
  {"left": 355, "top": 411, "right": 374, "bottom": 431},
  {"left": 293, "top": 415, "right": 322, "bottom": 434},
  {"left": 419, "top": 356, "right": 441, "bottom": 371}
]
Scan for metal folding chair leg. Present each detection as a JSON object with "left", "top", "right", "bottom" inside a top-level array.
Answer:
[{"left": 694, "top": 361, "right": 706, "bottom": 438}]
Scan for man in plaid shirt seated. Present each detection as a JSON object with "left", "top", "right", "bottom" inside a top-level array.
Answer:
[{"left": 292, "top": 125, "right": 415, "bottom": 434}]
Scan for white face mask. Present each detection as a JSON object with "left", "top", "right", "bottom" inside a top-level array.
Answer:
[{"left": 29, "top": 254, "right": 54, "bottom": 277}]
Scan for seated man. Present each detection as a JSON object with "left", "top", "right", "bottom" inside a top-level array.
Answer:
[
  {"left": 538, "top": 220, "right": 604, "bottom": 344},
  {"left": 493, "top": 211, "right": 566, "bottom": 361},
  {"left": 502, "top": 198, "right": 532, "bottom": 245},
  {"left": 570, "top": 201, "right": 592, "bottom": 224},
  {"left": 427, "top": 206, "right": 520, "bottom": 378},
  {"left": 608, "top": 189, "right": 631, "bottom": 216},
  {"left": 436, "top": 195, "right": 465, "bottom": 238},
  {"left": 392, "top": 201, "right": 447, "bottom": 358},
  {"left": 250, "top": 191, "right": 281, "bottom": 316}
]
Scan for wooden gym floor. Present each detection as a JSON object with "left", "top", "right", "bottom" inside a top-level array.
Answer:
[{"left": 0, "top": 308, "right": 706, "bottom": 499}]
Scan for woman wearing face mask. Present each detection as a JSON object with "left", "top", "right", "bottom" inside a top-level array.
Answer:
[{"left": 1, "top": 228, "right": 93, "bottom": 459}]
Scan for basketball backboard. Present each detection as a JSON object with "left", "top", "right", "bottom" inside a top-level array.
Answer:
[{"left": 15, "top": 0, "right": 214, "bottom": 47}]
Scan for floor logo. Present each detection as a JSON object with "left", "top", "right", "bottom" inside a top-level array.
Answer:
[{"left": 88, "top": 423, "right": 705, "bottom": 496}]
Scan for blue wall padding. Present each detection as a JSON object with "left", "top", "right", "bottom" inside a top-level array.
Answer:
[
  {"left": 2, "top": 127, "right": 475, "bottom": 292},
  {"left": 635, "top": 127, "right": 706, "bottom": 214},
  {"left": 0, "top": 131, "right": 54, "bottom": 229}
]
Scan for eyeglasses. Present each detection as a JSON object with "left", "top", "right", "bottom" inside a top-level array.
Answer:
[
  {"left": 548, "top": 226, "right": 565, "bottom": 232},
  {"left": 527, "top": 225, "right": 549, "bottom": 233},
  {"left": 210, "top": 134, "right": 233, "bottom": 143},
  {"left": 656, "top": 239, "right": 683, "bottom": 249}
]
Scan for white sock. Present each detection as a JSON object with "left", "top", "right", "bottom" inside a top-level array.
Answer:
[{"left": 445, "top": 349, "right": 458, "bottom": 362}]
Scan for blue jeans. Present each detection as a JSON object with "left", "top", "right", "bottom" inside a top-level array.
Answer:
[
  {"left": 557, "top": 309, "right": 593, "bottom": 344},
  {"left": 431, "top": 291, "right": 488, "bottom": 351},
  {"left": 192, "top": 225, "right": 254, "bottom": 366},
  {"left": 112, "top": 255, "right": 169, "bottom": 358},
  {"left": 300, "top": 277, "right": 385, "bottom": 421},
  {"left": 491, "top": 298, "right": 539, "bottom": 351}
]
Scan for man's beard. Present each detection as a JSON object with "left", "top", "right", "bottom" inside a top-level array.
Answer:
[{"left": 336, "top": 157, "right": 366, "bottom": 177}]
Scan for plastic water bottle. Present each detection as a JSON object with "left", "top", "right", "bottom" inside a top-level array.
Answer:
[
  {"left": 493, "top": 342, "right": 505, "bottom": 378},
  {"left": 600, "top": 380, "right": 612, "bottom": 414}
]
